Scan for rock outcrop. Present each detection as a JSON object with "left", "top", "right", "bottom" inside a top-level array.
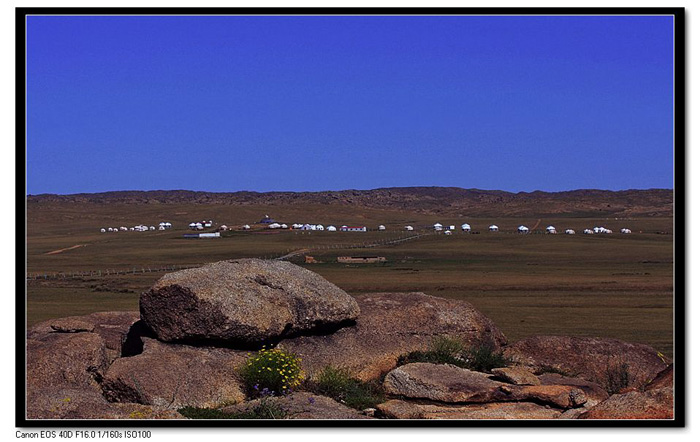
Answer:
[
  {"left": 377, "top": 399, "right": 562, "bottom": 420},
  {"left": 102, "top": 338, "right": 248, "bottom": 409},
  {"left": 578, "top": 387, "right": 674, "bottom": 419},
  {"left": 24, "top": 261, "right": 675, "bottom": 421},
  {"left": 140, "top": 259, "right": 360, "bottom": 346},
  {"left": 383, "top": 363, "right": 587, "bottom": 409},
  {"left": 221, "top": 392, "right": 371, "bottom": 419},
  {"left": 504, "top": 336, "right": 670, "bottom": 390},
  {"left": 279, "top": 292, "right": 507, "bottom": 381}
]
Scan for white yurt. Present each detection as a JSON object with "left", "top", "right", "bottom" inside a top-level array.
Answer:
[
  {"left": 196, "top": 223, "right": 204, "bottom": 230},
  {"left": 189, "top": 222, "right": 197, "bottom": 230},
  {"left": 327, "top": 225, "right": 337, "bottom": 232},
  {"left": 546, "top": 226, "right": 557, "bottom": 234},
  {"left": 405, "top": 226, "right": 414, "bottom": 231},
  {"left": 444, "top": 230, "right": 452, "bottom": 235},
  {"left": 565, "top": 229, "right": 575, "bottom": 235},
  {"left": 129, "top": 227, "right": 135, "bottom": 231},
  {"left": 621, "top": 228, "right": 632, "bottom": 234},
  {"left": 120, "top": 226, "right": 128, "bottom": 231},
  {"left": 158, "top": 226, "right": 166, "bottom": 231},
  {"left": 489, "top": 225, "right": 499, "bottom": 232},
  {"left": 149, "top": 226, "right": 156, "bottom": 230},
  {"left": 219, "top": 225, "right": 229, "bottom": 231},
  {"left": 269, "top": 223, "right": 281, "bottom": 229},
  {"left": 584, "top": 229, "right": 594, "bottom": 234},
  {"left": 518, "top": 225, "right": 529, "bottom": 233},
  {"left": 242, "top": 224, "right": 251, "bottom": 230},
  {"left": 378, "top": 225, "right": 386, "bottom": 231},
  {"left": 100, "top": 228, "right": 106, "bottom": 233},
  {"left": 433, "top": 223, "right": 443, "bottom": 231},
  {"left": 165, "top": 222, "right": 172, "bottom": 228},
  {"left": 316, "top": 224, "right": 324, "bottom": 231},
  {"left": 159, "top": 222, "right": 166, "bottom": 227},
  {"left": 281, "top": 224, "right": 288, "bottom": 229},
  {"left": 461, "top": 223, "right": 471, "bottom": 232}
]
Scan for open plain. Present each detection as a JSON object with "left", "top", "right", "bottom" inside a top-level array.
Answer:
[{"left": 25, "top": 188, "right": 675, "bottom": 359}]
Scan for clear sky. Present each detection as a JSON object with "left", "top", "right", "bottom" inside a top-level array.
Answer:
[{"left": 25, "top": 14, "right": 675, "bottom": 195}]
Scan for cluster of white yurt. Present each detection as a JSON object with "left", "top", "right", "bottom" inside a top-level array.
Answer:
[
  {"left": 158, "top": 222, "right": 172, "bottom": 231},
  {"left": 565, "top": 229, "right": 576, "bottom": 235},
  {"left": 593, "top": 226, "right": 612, "bottom": 234},
  {"left": 620, "top": 228, "right": 632, "bottom": 234},
  {"left": 269, "top": 223, "right": 290, "bottom": 229},
  {"left": 189, "top": 220, "right": 213, "bottom": 230},
  {"left": 546, "top": 225, "right": 557, "bottom": 234},
  {"left": 518, "top": 225, "right": 529, "bottom": 233}
]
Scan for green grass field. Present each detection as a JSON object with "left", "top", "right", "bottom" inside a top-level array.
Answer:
[{"left": 25, "top": 203, "right": 675, "bottom": 359}]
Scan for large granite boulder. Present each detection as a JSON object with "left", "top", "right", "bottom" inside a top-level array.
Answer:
[
  {"left": 101, "top": 338, "right": 248, "bottom": 409},
  {"left": 279, "top": 292, "right": 507, "bottom": 381},
  {"left": 140, "top": 259, "right": 360, "bottom": 346},
  {"left": 504, "top": 336, "right": 670, "bottom": 390}
]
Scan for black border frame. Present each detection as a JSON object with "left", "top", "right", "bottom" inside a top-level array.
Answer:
[{"left": 17, "top": 6, "right": 686, "bottom": 429}]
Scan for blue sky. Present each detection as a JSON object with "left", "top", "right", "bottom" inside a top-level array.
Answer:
[{"left": 26, "top": 14, "right": 675, "bottom": 195}]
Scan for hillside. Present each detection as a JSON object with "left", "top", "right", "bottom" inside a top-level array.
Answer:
[{"left": 26, "top": 187, "right": 673, "bottom": 217}]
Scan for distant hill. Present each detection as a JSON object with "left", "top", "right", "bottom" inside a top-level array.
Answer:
[{"left": 26, "top": 187, "right": 673, "bottom": 217}]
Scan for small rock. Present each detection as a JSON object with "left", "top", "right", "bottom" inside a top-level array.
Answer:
[
  {"left": 50, "top": 318, "right": 95, "bottom": 333},
  {"left": 491, "top": 367, "right": 541, "bottom": 385}
]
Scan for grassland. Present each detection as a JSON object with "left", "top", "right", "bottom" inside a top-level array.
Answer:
[{"left": 25, "top": 202, "right": 675, "bottom": 359}]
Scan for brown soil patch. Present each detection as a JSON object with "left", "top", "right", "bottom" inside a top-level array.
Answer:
[{"left": 46, "top": 244, "right": 87, "bottom": 255}]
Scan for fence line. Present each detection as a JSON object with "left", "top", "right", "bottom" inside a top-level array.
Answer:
[{"left": 26, "top": 232, "right": 433, "bottom": 281}]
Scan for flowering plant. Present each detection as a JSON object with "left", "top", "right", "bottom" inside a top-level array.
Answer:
[{"left": 240, "top": 346, "right": 304, "bottom": 397}]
